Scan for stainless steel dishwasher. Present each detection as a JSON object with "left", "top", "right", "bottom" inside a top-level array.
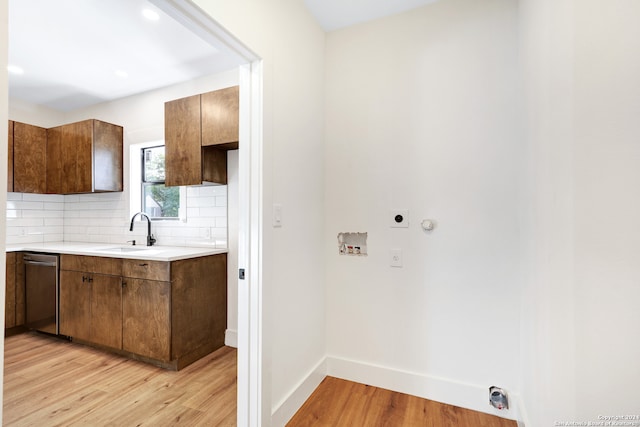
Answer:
[{"left": 23, "top": 253, "right": 59, "bottom": 335}]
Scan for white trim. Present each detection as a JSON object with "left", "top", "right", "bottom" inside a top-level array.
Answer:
[
  {"left": 271, "top": 358, "right": 327, "bottom": 427},
  {"left": 237, "top": 60, "right": 265, "bottom": 426},
  {"left": 150, "top": 0, "right": 259, "bottom": 63},
  {"left": 326, "top": 356, "right": 520, "bottom": 422},
  {"left": 225, "top": 329, "right": 238, "bottom": 348},
  {"left": 150, "top": 3, "right": 264, "bottom": 426},
  {"left": 269, "top": 354, "right": 524, "bottom": 426},
  {"left": 517, "top": 396, "right": 529, "bottom": 427}
]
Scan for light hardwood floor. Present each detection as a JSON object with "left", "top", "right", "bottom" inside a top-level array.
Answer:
[
  {"left": 3, "top": 332, "right": 236, "bottom": 426},
  {"left": 6, "top": 333, "right": 517, "bottom": 427},
  {"left": 287, "top": 376, "right": 517, "bottom": 427}
]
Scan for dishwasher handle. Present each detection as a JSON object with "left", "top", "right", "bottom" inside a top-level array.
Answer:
[{"left": 24, "top": 259, "right": 58, "bottom": 267}]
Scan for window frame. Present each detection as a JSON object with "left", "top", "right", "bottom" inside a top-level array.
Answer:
[
  {"left": 138, "top": 144, "right": 183, "bottom": 221},
  {"left": 129, "top": 144, "right": 187, "bottom": 222}
]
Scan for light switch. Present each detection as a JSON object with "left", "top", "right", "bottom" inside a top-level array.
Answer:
[{"left": 273, "top": 203, "right": 283, "bottom": 227}]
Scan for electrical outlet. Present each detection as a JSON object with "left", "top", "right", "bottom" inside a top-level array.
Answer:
[
  {"left": 390, "top": 249, "right": 402, "bottom": 267},
  {"left": 390, "top": 210, "right": 409, "bottom": 228}
]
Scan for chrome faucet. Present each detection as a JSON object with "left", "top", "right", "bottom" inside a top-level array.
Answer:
[{"left": 129, "top": 212, "right": 156, "bottom": 246}]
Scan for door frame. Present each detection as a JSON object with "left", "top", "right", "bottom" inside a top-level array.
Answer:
[{"left": 150, "top": 1, "right": 264, "bottom": 425}]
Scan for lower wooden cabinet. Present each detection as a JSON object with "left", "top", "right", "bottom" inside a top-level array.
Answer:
[
  {"left": 5, "top": 253, "right": 16, "bottom": 329},
  {"left": 122, "top": 278, "right": 170, "bottom": 361},
  {"left": 59, "top": 270, "right": 91, "bottom": 341},
  {"left": 91, "top": 274, "right": 123, "bottom": 350},
  {"left": 58, "top": 253, "right": 226, "bottom": 370},
  {"left": 59, "top": 270, "right": 122, "bottom": 349},
  {"left": 4, "top": 252, "right": 25, "bottom": 331}
]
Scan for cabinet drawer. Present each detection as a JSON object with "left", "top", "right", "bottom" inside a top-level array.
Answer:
[
  {"left": 61, "top": 255, "right": 122, "bottom": 276},
  {"left": 122, "top": 259, "right": 170, "bottom": 281}
]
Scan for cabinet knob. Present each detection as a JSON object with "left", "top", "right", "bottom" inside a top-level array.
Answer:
[{"left": 122, "top": 281, "right": 127, "bottom": 288}]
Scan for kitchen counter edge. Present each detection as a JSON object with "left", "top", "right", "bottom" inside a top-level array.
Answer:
[{"left": 5, "top": 242, "right": 228, "bottom": 262}]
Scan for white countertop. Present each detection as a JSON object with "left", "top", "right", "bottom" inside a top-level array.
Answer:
[{"left": 5, "top": 242, "right": 227, "bottom": 262}]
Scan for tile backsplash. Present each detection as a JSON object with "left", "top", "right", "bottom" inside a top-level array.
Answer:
[{"left": 6, "top": 186, "right": 227, "bottom": 248}]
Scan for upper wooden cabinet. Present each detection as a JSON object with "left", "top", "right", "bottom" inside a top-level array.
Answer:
[
  {"left": 165, "top": 86, "right": 239, "bottom": 187},
  {"left": 11, "top": 121, "right": 47, "bottom": 194},
  {"left": 201, "top": 86, "right": 239, "bottom": 149},
  {"left": 7, "top": 121, "right": 13, "bottom": 192},
  {"left": 47, "top": 119, "right": 123, "bottom": 194}
]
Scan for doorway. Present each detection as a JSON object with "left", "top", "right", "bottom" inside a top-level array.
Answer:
[{"left": 1, "top": 0, "right": 263, "bottom": 424}]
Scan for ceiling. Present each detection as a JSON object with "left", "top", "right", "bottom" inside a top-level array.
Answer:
[
  {"left": 303, "top": 0, "right": 439, "bottom": 31},
  {"left": 8, "top": 0, "right": 438, "bottom": 112}
]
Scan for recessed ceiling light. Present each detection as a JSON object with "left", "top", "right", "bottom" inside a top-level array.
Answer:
[
  {"left": 7, "top": 65, "right": 24, "bottom": 75},
  {"left": 142, "top": 8, "right": 160, "bottom": 21},
  {"left": 115, "top": 69, "right": 129, "bottom": 78}
]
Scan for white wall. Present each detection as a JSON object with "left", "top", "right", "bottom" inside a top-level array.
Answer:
[
  {"left": 324, "top": 0, "right": 523, "bottom": 419},
  {"left": 573, "top": 1, "right": 640, "bottom": 418},
  {"left": 192, "top": 0, "right": 327, "bottom": 424},
  {"left": 520, "top": 0, "right": 640, "bottom": 424},
  {"left": 518, "top": 0, "right": 577, "bottom": 424}
]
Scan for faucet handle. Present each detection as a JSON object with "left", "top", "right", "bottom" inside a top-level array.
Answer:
[
  {"left": 147, "top": 235, "right": 157, "bottom": 247},
  {"left": 127, "top": 240, "right": 136, "bottom": 246}
]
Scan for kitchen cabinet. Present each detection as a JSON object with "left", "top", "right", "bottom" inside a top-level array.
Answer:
[
  {"left": 12, "top": 121, "right": 47, "bottom": 193},
  {"left": 5, "top": 252, "right": 25, "bottom": 331},
  {"left": 47, "top": 119, "right": 123, "bottom": 194},
  {"left": 164, "top": 86, "right": 238, "bottom": 187},
  {"left": 58, "top": 253, "right": 227, "bottom": 370},
  {"left": 201, "top": 86, "right": 240, "bottom": 149},
  {"left": 7, "top": 121, "right": 13, "bottom": 192},
  {"left": 5, "top": 253, "right": 16, "bottom": 329},
  {"left": 59, "top": 256, "right": 123, "bottom": 349},
  {"left": 121, "top": 257, "right": 171, "bottom": 361},
  {"left": 122, "top": 278, "right": 171, "bottom": 361}
]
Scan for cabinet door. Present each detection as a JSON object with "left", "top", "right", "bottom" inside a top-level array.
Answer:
[
  {"left": 13, "top": 122, "right": 47, "bottom": 193},
  {"left": 59, "top": 270, "right": 91, "bottom": 341},
  {"left": 8, "top": 121, "right": 13, "bottom": 192},
  {"left": 93, "top": 120, "right": 123, "bottom": 192},
  {"left": 5, "top": 253, "right": 16, "bottom": 329},
  {"left": 46, "top": 126, "right": 64, "bottom": 194},
  {"left": 65, "top": 120, "right": 94, "bottom": 193},
  {"left": 122, "top": 278, "right": 171, "bottom": 361},
  {"left": 90, "top": 274, "right": 122, "bottom": 349},
  {"left": 201, "top": 86, "right": 239, "bottom": 149},
  {"left": 165, "top": 94, "right": 202, "bottom": 187}
]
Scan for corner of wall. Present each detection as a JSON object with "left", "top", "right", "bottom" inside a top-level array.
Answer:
[{"left": 270, "top": 357, "right": 327, "bottom": 427}]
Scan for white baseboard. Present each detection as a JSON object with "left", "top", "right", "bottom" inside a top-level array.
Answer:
[
  {"left": 517, "top": 395, "right": 529, "bottom": 427},
  {"left": 326, "top": 355, "right": 520, "bottom": 422},
  {"left": 224, "top": 329, "right": 237, "bottom": 348},
  {"left": 271, "top": 358, "right": 327, "bottom": 427},
  {"left": 269, "top": 354, "right": 526, "bottom": 426}
]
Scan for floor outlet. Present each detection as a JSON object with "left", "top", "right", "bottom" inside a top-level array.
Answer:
[{"left": 390, "top": 249, "right": 402, "bottom": 267}]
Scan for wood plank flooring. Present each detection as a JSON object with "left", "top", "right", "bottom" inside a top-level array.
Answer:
[
  {"left": 3, "top": 332, "right": 236, "bottom": 426},
  {"left": 6, "top": 333, "right": 516, "bottom": 427},
  {"left": 287, "top": 376, "right": 517, "bottom": 427}
]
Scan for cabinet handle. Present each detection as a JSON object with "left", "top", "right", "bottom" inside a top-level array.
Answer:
[
  {"left": 82, "top": 275, "right": 88, "bottom": 283},
  {"left": 122, "top": 281, "right": 127, "bottom": 288},
  {"left": 138, "top": 263, "right": 148, "bottom": 267}
]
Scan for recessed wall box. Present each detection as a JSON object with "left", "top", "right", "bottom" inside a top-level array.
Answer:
[{"left": 390, "top": 210, "right": 409, "bottom": 228}]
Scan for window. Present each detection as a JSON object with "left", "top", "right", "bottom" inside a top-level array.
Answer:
[{"left": 141, "top": 145, "right": 180, "bottom": 219}]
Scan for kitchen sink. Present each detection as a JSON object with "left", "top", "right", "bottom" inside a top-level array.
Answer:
[{"left": 96, "top": 246, "right": 150, "bottom": 252}]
